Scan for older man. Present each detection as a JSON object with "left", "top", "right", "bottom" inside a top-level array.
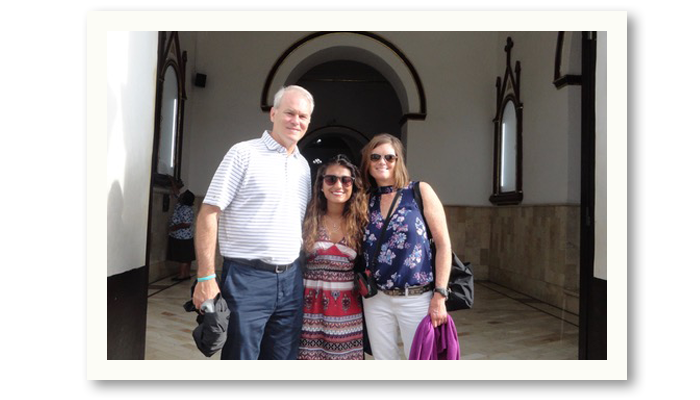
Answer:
[{"left": 193, "top": 85, "right": 314, "bottom": 359}]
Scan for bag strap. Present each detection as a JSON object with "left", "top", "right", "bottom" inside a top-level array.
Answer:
[
  {"left": 412, "top": 181, "right": 433, "bottom": 242},
  {"left": 368, "top": 189, "right": 402, "bottom": 272},
  {"left": 413, "top": 181, "right": 440, "bottom": 281}
]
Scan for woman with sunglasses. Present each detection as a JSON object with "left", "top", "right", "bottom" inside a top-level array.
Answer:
[
  {"left": 359, "top": 133, "right": 452, "bottom": 359},
  {"left": 298, "top": 154, "right": 369, "bottom": 360}
]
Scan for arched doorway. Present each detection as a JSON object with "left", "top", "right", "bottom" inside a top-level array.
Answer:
[
  {"left": 259, "top": 31, "right": 428, "bottom": 171},
  {"left": 299, "top": 125, "right": 369, "bottom": 180},
  {"left": 293, "top": 59, "right": 403, "bottom": 174}
]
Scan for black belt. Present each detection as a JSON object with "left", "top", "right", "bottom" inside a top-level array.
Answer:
[
  {"left": 380, "top": 283, "right": 434, "bottom": 297},
  {"left": 225, "top": 257, "right": 296, "bottom": 274}
]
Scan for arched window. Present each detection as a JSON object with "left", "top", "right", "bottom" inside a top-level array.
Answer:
[{"left": 153, "top": 32, "right": 187, "bottom": 187}]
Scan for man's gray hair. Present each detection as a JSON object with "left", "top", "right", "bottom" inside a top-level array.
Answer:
[{"left": 272, "top": 85, "right": 315, "bottom": 114}]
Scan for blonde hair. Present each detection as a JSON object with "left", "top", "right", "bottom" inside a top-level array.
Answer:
[
  {"left": 360, "top": 133, "right": 410, "bottom": 190},
  {"left": 303, "top": 155, "right": 369, "bottom": 253}
]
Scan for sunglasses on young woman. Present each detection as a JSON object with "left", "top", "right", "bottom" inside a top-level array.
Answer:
[
  {"left": 323, "top": 175, "right": 355, "bottom": 187},
  {"left": 370, "top": 154, "right": 398, "bottom": 163}
]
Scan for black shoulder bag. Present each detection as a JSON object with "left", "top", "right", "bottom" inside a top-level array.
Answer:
[{"left": 413, "top": 181, "right": 474, "bottom": 311}]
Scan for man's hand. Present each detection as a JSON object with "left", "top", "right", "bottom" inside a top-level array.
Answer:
[
  {"left": 193, "top": 278, "right": 220, "bottom": 310},
  {"left": 192, "top": 204, "right": 221, "bottom": 310}
]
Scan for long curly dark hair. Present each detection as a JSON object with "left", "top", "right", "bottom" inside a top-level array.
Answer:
[{"left": 303, "top": 154, "right": 369, "bottom": 253}]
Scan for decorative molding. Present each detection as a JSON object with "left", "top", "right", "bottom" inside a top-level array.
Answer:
[
  {"left": 260, "top": 31, "right": 427, "bottom": 123},
  {"left": 399, "top": 113, "right": 427, "bottom": 126},
  {"left": 554, "top": 32, "right": 583, "bottom": 89},
  {"left": 490, "top": 37, "right": 524, "bottom": 206},
  {"left": 152, "top": 31, "right": 187, "bottom": 188}
]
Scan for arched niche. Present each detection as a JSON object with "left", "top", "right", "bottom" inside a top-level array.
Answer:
[{"left": 490, "top": 37, "right": 524, "bottom": 205}]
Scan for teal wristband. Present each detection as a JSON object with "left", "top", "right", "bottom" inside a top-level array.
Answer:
[{"left": 197, "top": 274, "right": 216, "bottom": 282}]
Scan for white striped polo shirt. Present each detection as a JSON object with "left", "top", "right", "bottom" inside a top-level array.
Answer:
[{"left": 203, "top": 131, "right": 311, "bottom": 264}]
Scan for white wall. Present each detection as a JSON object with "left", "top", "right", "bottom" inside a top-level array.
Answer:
[
  {"left": 180, "top": 31, "right": 580, "bottom": 208},
  {"left": 500, "top": 31, "right": 581, "bottom": 205},
  {"left": 107, "top": 31, "right": 158, "bottom": 276},
  {"left": 185, "top": 31, "right": 304, "bottom": 196},
  {"left": 393, "top": 31, "right": 497, "bottom": 206}
]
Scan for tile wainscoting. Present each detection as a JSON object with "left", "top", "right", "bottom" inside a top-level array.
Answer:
[
  {"left": 445, "top": 204, "right": 580, "bottom": 315},
  {"left": 149, "top": 194, "right": 580, "bottom": 315}
]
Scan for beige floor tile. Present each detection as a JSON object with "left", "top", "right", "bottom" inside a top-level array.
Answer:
[{"left": 145, "top": 278, "right": 578, "bottom": 360}]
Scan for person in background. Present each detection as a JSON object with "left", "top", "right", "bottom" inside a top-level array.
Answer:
[
  {"left": 167, "top": 182, "right": 196, "bottom": 281},
  {"left": 298, "top": 154, "right": 368, "bottom": 360},
  {"left": 359, "top": 133, "right": 452, "bottom": 360},
  {"left": 192, "top": 85, "right": 314, "bottom": 360}
]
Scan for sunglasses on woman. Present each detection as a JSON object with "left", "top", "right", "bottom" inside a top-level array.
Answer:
[
  {"left": 370, "top": 154, "right": 398, "bottom": 163},
  {"left": 323, "top": 175, "right": 355, "bottom": 187}
]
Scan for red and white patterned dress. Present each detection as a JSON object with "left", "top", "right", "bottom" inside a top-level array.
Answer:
[{"left": 298, "top": 227, "right": 364, "bottom": 360}]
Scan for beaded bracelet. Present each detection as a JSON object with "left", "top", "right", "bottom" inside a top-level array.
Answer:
[{"left": 197, "top": 274, "right": 216, "bottom": 282}]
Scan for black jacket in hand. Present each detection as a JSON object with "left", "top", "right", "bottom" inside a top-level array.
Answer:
[{"left": 183, "top": 286, "right": 230, "bottom": 358}]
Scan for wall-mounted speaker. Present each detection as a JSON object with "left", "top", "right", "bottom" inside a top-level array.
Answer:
[{"left": 195, "top": 73, "right": 207, "bottom": 88}]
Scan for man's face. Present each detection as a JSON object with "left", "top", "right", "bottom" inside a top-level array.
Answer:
[{"left": 269, "top": 90, "right": 312, "bottom": 153}]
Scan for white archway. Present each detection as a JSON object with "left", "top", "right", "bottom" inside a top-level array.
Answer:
[{"left": 261, "top": 32, "right": 425, "bottom": 122}]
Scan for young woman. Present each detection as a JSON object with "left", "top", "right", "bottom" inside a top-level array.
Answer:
[
  {"left": 298, "top": 154, "right": 368, "bottom": 360},
  {"left": 359, "top": 133, "right": 452, "bottom": 360}
]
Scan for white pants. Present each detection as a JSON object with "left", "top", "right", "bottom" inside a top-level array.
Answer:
[{"left": 362, "top": 291, "right": 431, "bottom": 360}]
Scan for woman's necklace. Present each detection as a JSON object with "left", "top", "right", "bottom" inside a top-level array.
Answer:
[{"left": 325, "top": 215, "right": 341, "bottom": 233}]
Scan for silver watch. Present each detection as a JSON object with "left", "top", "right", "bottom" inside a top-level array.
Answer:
[{"left": 433, "top": 287, "right": 449, "bottom": 299}]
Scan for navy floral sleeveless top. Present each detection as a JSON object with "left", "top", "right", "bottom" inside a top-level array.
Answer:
[{"left": 362, "top": 181, "right": 433, "bottom": 289}]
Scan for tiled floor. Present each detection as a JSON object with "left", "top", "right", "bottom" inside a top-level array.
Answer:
[{"left": 145, "top": 275, "right": 578, "bottom": 360}]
